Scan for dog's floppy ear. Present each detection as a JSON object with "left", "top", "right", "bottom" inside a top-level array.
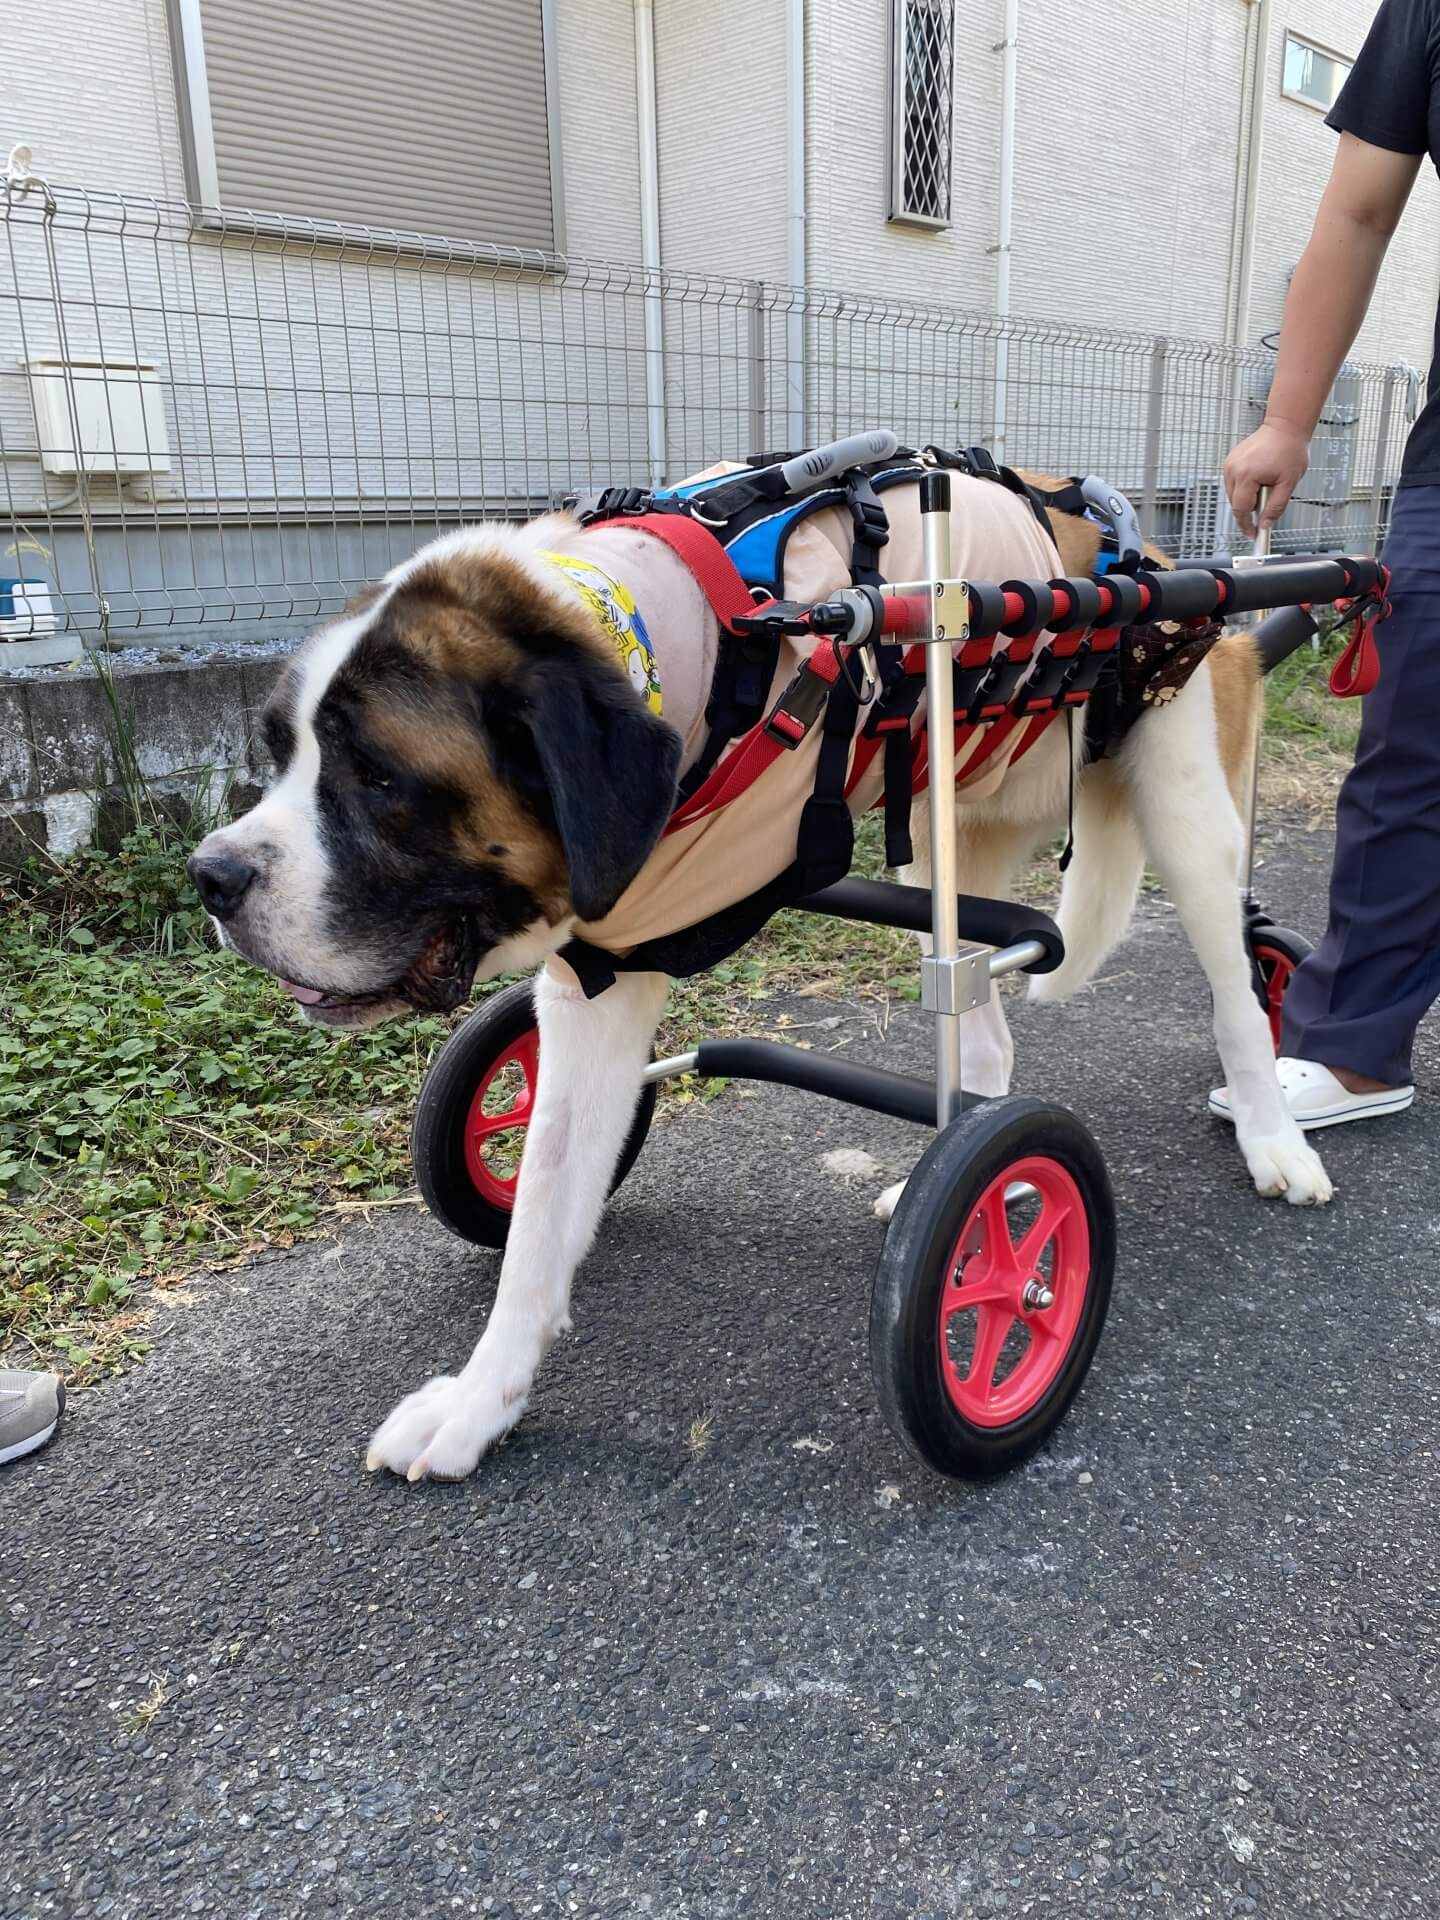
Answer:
[{"left": 525, "top": 656, "right": 682, "bottom": 922}]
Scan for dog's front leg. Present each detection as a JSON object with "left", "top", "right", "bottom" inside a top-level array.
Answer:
[{"left": 367, "top": 966, "right": 668, "bottom": 1480}]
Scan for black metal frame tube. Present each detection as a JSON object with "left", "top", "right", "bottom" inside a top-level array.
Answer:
[
  {"left": 795, "top": 877, "right": 1064, "bottom": 972},
  {"left": 955, "top": 554, "right": 1383, "bottom": 641},
  {"left": 694, "top": 1038, "right": 964, "bottom": 1126}
]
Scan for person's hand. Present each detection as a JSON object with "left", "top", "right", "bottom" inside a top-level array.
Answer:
[{"left": 1223, "top": 423, "right": 1310, "bottom": 538}]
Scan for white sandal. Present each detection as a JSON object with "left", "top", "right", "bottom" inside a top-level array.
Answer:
[{"left": 1209, "top": 1057, "right": 1414, "bottom": 1131}]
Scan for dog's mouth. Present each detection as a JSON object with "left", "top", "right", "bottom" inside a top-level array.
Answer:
[{"left": 279, "top": 918, "right": 480, "bottom": 1028}]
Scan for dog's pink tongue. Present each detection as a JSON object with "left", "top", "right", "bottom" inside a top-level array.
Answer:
[{"left": 280, "top": 980, "right": 328, "bottom": 1006}]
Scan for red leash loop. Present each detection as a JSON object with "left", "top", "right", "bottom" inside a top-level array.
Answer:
[{"left": 1328, "top": 576, "right": 1389, "bottom": 700}]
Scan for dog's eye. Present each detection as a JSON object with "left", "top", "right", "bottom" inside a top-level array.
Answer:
[{"left": 354, "top": 758, "right": 392, "bottom": 794}]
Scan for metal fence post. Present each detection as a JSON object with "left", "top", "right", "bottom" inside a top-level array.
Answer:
[
  {"left": 747, "top": 281, "right": 767, "bottom": 456},
  {"left": 23, "top": 172, "right": 107, "bottom": 643},
  {"left": 785, "top": 295, "right": 805, "bottom": 452},
  {"left": 1370, "top": 366, "right": 1399, "bottom": 549},
  {"left": 1140, "top": 335, "right": 1168, "bottom": 537}
]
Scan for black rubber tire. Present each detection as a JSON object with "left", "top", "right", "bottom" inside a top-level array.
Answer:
[
  {"left": 869, "top": 1095, "right": 1116, "bottom": 1479},
  {"left": 1245, "top": 922, "right": 1312, "bottom": 1055},
  {"left": 411, "top": 978, "right": 658, "bottom": 1248}
]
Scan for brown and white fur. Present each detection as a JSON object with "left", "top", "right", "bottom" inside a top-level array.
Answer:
[{"left": 189, "top": 480, "right": 1329, "bottom": 1484}]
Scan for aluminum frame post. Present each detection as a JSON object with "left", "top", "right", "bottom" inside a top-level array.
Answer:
[{"left": 918, "top": 469, "right": 968, "bottom": 1127}]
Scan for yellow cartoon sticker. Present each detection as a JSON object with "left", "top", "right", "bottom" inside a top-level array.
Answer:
[{"left": 540, "top": 551, "right": 663, "bottom": 715}]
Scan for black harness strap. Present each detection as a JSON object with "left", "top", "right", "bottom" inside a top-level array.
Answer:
[
  {"left": 920, "top": 445, "right": 1057, "bottom": 542},
  {"left": 675, "top": 627, "right": 783, "bottom": 802}
]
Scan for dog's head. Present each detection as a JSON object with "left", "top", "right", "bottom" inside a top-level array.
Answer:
[{"left": 187, "top": 530, "right": 682, "bottom": 1026}]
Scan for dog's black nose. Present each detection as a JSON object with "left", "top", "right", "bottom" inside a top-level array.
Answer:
[{"left": 188, "top": 851, "right": 257, "bottom": 920}]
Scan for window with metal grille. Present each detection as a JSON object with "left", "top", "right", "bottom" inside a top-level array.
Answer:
[{"left": 889, "top": 0, "right": 955, "bottom": 228}]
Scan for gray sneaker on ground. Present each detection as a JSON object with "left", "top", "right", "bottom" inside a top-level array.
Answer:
[{"left": 0, "top": 1369, "right": 65, "bottom": 1464}]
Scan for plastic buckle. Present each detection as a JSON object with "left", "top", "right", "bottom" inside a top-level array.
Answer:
[
  {"left": 863, "top": 670, "right": 925, "bottom": 738},
  {"left": 850, "top": 493, "right": 890, "bottom": 548},
  {"left": 732, "top": 599, "right": 811, "bottom": 638},
  {"left": 1058, "top": 640, "right": 1115, "bottom": 708},
  {"left": 1019, "top": 640, "right": 1090, "bottom": 715},
  {"left": 968, "top": 648, "right": 1033, "bottom": 722},
  {"left": 764, "top": 661, "right": 833, "bottom": 748},
  {"left": 576, "top": 484, "right": 652, "bottom": 523}
]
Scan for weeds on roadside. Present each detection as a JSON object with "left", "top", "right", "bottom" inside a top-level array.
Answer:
[
  {"left": 118, "top": 1676, "right": 169, "bottom": 1734},
  {"left": 0, "top": 850, "right": 453, "bottom": 1374}
]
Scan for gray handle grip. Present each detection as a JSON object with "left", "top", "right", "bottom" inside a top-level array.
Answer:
[{"left": 779, "top": 431, "right": 900, "bottom": 493}]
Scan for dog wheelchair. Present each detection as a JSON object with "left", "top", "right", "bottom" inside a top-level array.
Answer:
[{"left": 410, "top": 434, "right": 1387, "bottom": 1480}]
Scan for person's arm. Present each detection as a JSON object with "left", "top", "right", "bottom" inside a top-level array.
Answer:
[{"left": 1225, "top": 133, "right": 1422, "bottom": 535}]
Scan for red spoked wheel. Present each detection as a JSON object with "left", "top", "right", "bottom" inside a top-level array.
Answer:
[
  {"left": 1246, "top": 923, "right": 1312, "bottom": 1056},
  {"left": 411, "top": 978, "right": 657, "bottom": 1248},
  {"left": 462, "top": 1028, "right": 540, "bottom": 1210},
  {"left": 937, "top": 1158, "right": 1091, "bottom": 1430},
  {"left": 870, "top": 1096, "right": 1115, "bottom": 1478}
]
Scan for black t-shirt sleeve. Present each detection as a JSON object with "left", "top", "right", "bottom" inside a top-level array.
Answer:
[{"left": 1326, "top": 0, "right": 1436, "bottom": 156}]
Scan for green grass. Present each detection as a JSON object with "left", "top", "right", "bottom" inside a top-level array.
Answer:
[
  {"left": 1259, "top": 615, "right": 1363, "bottom": 791},
  {"left": 0, "top": 832, "right": 456, "bottom": 1374}
]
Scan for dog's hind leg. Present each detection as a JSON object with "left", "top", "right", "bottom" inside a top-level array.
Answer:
[
  {"left": 1121, "top": 679, "right": 1331, "bottom": 1207},
  {"left": 1027, "top": 758, "right": 1145, "bottom": 1004},
  {"left": 367, "top": 966, "right": 668, "bottom": 1480}
]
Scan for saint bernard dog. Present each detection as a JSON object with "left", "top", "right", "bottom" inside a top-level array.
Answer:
[{"left": 188, "top": 471, "right": 1330, "bottom": 1482}]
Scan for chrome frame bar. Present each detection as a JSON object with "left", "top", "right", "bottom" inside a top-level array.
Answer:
[
  {"left": 642, "top": 1051, "right": 699, "bottom": 1084},
  {"left": 919, "top": 474, "right": 967, "bottom": 1128},
  {"left": 1233, "top": 489, "right": 1272, "bottom": 904}
]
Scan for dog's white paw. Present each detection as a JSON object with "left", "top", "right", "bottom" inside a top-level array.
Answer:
[
  {"left": 365, "top": 1369, "right": 528, "bottom": 1483},
  {"left": 1241, "top": 1133, "right": 1334, "bottom": 1207},
  {"left": 874, "top": 1179, "right": 907, "bottom": 1223}
]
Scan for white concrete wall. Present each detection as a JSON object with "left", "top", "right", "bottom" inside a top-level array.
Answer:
[
  {"left": 0, "top": 0, "right": 651, "bottom": 576},
  {"left": 1250, "top": 3, "right": 1440, "bottom": 369},
  {"left": 798, "top": 0, "right": 1437, "bottom": 368},
  {"left": 806, "top": 0, "right": 1000, "bottom": 306},
  {"left": 802, "top": 0, "right": 1248, "bottom": 338},
  {"left": 554, "top": 0, "right": 645, "bottom": 262},
  {"left": 653, "top": 0, "right": 788, "bottom": 281},
  {"left": 5, "top": 0, "right": 1434, "bottom": 360},
  {"left": 0, "top": 0, "right": 191, "bottom": 201}
]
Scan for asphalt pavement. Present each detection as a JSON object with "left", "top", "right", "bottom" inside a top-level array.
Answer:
[{"left": 3, "top": 814, "right": 1437, "bottom": 1919}]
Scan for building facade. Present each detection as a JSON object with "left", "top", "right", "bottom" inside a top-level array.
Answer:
[{"left": 1, "top": 1, "right": 1433, "bottom": 650}]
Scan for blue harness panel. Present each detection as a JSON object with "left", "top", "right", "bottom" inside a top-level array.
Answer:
[{"left": 652, "top": 464, "right": 924, "bottom": 598}]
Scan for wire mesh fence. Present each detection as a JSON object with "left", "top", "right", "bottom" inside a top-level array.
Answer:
[{"left": 0, "top": 178, "right": 1422, "bottom": 656}]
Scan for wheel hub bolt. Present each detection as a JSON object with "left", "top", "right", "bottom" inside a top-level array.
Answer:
[{"left": 1022, "top": 1279, "right": 1054, "bottom": 1311}]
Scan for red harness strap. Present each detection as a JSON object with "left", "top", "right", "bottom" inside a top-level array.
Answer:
[
  {"left": 604, "top": 510, "right": 870, "bottom": 835},
  {"left": 597, "top": 512, "right": 813, "bottom": 835},
  {"left": 603, "top": 512, "right": 759, "bottom": 634},
  {"left": 668, "top": 638, "right": 845, "bottom": 832},
  {"left": 599, "top": 509, "right": 1108, "bottom": 837}
]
